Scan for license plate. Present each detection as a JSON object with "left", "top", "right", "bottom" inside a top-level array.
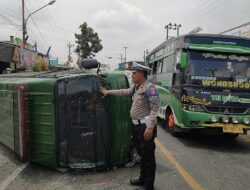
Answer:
[{"left": 223, "top": 125, "right": 244, "bottom": 134}]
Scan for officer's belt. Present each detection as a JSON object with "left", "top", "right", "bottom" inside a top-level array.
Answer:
[{"left": 132, "top": 119, "right": 146, "bottom": 125}]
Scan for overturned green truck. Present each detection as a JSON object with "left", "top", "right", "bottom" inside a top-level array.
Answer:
[{"left": 0, "top": 68, "right": 132, "bottom": 170}]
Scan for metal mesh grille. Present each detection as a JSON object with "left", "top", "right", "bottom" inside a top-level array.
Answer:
[
  {"left": 204, "top": 106, "right": 248, "bottom": 114},
  {"left": 56, "top": 75, "right": 110, "bottom": 169}
]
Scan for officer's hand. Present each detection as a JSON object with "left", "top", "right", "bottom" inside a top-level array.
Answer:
[
  {"left": 99, "top": 87, "right": 108, "bottom": 98},
  {"left": 144, "top": 127, "right": 153, "bottom": 141}
]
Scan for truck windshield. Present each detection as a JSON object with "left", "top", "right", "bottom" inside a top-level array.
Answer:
[{"left": 188, "top": 51, "right": 250, "bottom": 79}]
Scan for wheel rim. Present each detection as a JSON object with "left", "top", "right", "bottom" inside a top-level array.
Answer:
[{"left": 168, "top": 113, "right": 175, "bottom": 130}]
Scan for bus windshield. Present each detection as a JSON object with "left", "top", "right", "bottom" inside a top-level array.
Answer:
[{"left": 188, "top": 51, "right": 250, "bottom": 79}]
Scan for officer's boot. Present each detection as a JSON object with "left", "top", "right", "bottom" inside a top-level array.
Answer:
[{"left": 130, "top": 177, "right": 144, "bottom": 186}]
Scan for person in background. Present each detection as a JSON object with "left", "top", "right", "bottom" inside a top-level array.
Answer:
[{"left": 99, "top": 63, "right": 159, "bottom": 190}]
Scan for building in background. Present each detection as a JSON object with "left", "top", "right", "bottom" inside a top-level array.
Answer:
[
  {"left": 0, "top": 42, "right": 16, "bottom": 74},
  {"left": 49, "top": 59, "right": 68, "bottom": 71},
  {"left": 0, "top": 36, "right": 51, "bottom": 74}
]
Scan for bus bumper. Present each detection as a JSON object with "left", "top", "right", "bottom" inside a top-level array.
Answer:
[{"left": 179, "top": 110, "right": 250, "bottom": 134}]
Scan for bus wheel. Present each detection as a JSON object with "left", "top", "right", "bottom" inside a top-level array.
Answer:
[{"left": 166, "top": 111, "right": 178, "bottom": 136}]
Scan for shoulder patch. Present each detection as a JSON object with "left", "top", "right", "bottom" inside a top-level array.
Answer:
[{"left": 147, "top": 85, "right": 159, "bottom": 96}]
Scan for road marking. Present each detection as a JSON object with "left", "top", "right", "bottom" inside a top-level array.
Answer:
[
  {"left": 0, "top": 163, "right": 29, "bottom": 190},
  {"left": 155, "top": 138, "right": 203, "bottom": 190}
]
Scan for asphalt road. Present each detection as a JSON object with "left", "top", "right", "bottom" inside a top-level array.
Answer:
[{"left": 0, "top": 125, "right": 250, "bottom": 190}]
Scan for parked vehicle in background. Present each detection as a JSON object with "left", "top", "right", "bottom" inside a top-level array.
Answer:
[
  {"left": 146, "top": 33, "right": 250, "bottom": 138},
  {"left": 100, "top": 64, "right": 111, "bottom": 72},
  {"left": 124, "top": 70, "right": 133, "bottom": 87}
]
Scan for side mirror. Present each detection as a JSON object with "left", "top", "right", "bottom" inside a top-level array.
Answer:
[
  {"left": 180, "top": 52, "right": 188, "bottom": 69},
  {"left": 81, "top": 59, "right": 100, "bottom": 69}
]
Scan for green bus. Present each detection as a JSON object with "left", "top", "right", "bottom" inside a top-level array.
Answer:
[{"left": 146, "top": 34, "right": 250, "bottom": 138}]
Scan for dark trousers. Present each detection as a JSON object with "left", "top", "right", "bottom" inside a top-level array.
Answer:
[{"left": 132, "top": 123, "right": 156, "bottom": 190}]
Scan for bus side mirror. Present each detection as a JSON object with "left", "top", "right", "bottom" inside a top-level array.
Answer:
[{"left": 180, "top": 52, "right": 188, "bottom": 69}]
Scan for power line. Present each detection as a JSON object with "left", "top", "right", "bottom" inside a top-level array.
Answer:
[
  {"left": 181, "top": 0, "right": 230, "bottom": 26},
  {"left": 50, "top": 3, "right": 67, "bottom": 32},
  {"left": 40, "top": 0, "right": 66, "bottom": 38},
  {"left": 0, "top": 1, "right": 21, "bottom": 21},
  {"left": 0, "top": 13, "right": 20, "bottom": 29},
  {"left": 0, "top": 21, "right": 8, "bottom": 25},
  {"left": 24, "top": 5, "right": 58, "bottom": 57},
  {"left": 3, "top": 1, "right": 101, "bottom": 62},
  {"left": 36, "top": 0, "right": 74, "bottom": 47},
  {"left": 15, "top": 0, "right": 21, "bottom": 28},
  {"left": 23, "top": 1, "right": 73, "bottom": 59},
  {"left": 0, "top": 9, "right": 20, "bottom": 20},
  {"left": 0, "top": 3, "right": 19, "bottom": 16},
  {"left": 24, "top": 6, "right": 46, "bottom": 47},
  {"left": 178, "top": 0, "right": 217, "bottom": 24},
  {"left": 219, "top": 21, "right": 250, "bottom": 34}
]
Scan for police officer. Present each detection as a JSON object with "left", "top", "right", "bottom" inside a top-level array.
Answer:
[{"left": 99, "top": 63, "right": 159, "bottom": 190}]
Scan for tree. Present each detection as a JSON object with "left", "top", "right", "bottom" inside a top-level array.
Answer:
[
  {"left": 75, "top": 22, "right": 103, "bottom": 60},
  {"left": 76, "top": 57, "right": 81, "bottom": 69}
]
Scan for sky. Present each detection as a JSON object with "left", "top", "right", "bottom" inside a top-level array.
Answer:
[{"left": 0, "top": 0, "right": 250, "bottom": 69}]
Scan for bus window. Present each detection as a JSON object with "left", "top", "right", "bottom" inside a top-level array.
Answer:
[
  {"left": 148, "top": 63, "right": 153, "bottom": 75},
  {"left": 162, "top": 58, "right": 167, "bottom": 73},
  {"left": 157, "top": 61, "right": 163, "bottom": 74},
  {"left": 162, "top": 54, "right": 175, "bottom": 73},
  {"left": 173, "top": 73, "right": 180, "bottom": 86},
  {"left": 153, "top": 62, "right": 158, "bottom": 74},
  {"left": 247, "top": 68, "right": 250, "bottom": 78}
]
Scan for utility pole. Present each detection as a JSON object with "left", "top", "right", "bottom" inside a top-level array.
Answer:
[
  {"left": 22, "top": 0, "right": 25, "bottom": 46},
  {"left": 124, "top": 47, "right": 127, "bottom": 63},
  {"left": 22, "top": 0, "right": 56, "bottom": 46},
  {"left": 119, "top": 53, "right": 123, "bottom": 63},
  {"left": 67, "top": 42, "right": 74, "bottom": 68},
  {"left": 165, "top": 23, "right": 181, "bottom": 40},
  {"left": 143, "top": 50, "right": 149, "bottom": 61},
  {"left": 177, "top": 24, "right": 181, "bottom": 36}
]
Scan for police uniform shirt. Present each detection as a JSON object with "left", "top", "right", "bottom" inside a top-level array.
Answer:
[{"left": 108, "top": 80, "right": 159, "bottom": 128}]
